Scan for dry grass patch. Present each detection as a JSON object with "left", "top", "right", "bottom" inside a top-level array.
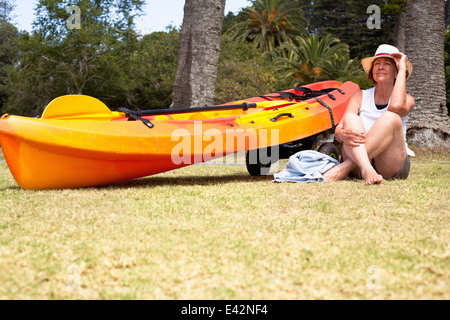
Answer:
[{"left": 0, "top": 148, "right": 448, "bottom": 299}]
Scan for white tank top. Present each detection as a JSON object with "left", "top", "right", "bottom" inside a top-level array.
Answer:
[{"left": 359, "top": 87, "right": 414, "bottom": 156}]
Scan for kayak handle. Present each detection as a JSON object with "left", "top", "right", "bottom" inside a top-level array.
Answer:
[
  {"left": 128, "top": 112, "right": 154, "bottom": 128},
  {"left": 270, "top": 113, "right": 294, "bottom": 122},
  {"left": 119, "top": 108, "right": 155, "bottom": 128}
]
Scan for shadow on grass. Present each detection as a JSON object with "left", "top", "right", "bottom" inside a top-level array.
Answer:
[
  {"left": 0, "top": 174, "right": 273, "bottom": 191},
  {"left": 1, "top": 185, "right": 21, "bottom": 191},
  {"left": 97, "top": 173, "right": 273, "bottom": 190}
]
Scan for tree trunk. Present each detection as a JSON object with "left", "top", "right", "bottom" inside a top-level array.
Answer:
[
  {"left": 405, "top": 0, "right": 450, "bottom": 148},
  {"left": 445, "top": 0, "right": 450, "bottom": 28},
  {"left": 393, "top": 11, "right": 406, "bottom": 52},
  {"left": 172, "top": 0, "right": 226, "bottom": 108}
]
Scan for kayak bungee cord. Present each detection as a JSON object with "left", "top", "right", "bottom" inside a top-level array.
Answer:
[{"left": 118, "top": 102, "right": 257, "bottom": 128}]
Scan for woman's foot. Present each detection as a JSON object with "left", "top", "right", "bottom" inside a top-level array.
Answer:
[
  {"left": 323, "top": 165, "right": 346, "bottom": 182},
  {"left": 323, "top": 160, "right": 355, "bottom": 182},
  {"left": 361, "top": 167, "right": 384, "bottom": 185}
]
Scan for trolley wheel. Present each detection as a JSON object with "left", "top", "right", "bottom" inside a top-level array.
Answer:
[
  {"left": 317, "top": 142, "right": 340, "bottom": 161},
  {"left": 245, "top": 148, "right": 273, "bottom": 176}
]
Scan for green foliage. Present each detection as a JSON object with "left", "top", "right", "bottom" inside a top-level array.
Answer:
[
  {"left": 298, "top": 0, "right": 405, "bottom": 59},
  {"left": 3, "top": 31, "right": 52, "bottom": 116},
  {"left": 124, "top": 28, "right": 180, "bottom": 109},
  {"left": 222, "top": 10, "right": 238, "bottom": 35},
  {"left": 2, "top": 0, "right": 396, "bottom": 116},
  {"left": 3, "top": 0, "right": 143, "bottom": 116},
  {"left": 267, "top": 34, "right": 365, "bottom": 87},
  {"left": 0, "top": 0, "right": 17, "bottom": 111},
  {"left": 228, "top": 0, "right": 307, "bottom": 52},
  {"left": 215, "top": 35, "right": 286, "bottom": 104},
  {"left": 0, "top": 21, "right": 18, "bottom": 111},
  {"left": 0, "top": 0, "right": 14, "bottom": 22}
]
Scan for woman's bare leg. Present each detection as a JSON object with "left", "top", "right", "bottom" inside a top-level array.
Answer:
[
  {"left": 322, "top": 157, "right": 357, "bottom": 182},
  {"left": 323, "top": 113, "right": 382, "bottom": 184},
  {"left": 324, "top": 111, "right": 405, "bottom": 184},
  {"left": 365, "top": 111, "right": 407, "bottom": 179}
]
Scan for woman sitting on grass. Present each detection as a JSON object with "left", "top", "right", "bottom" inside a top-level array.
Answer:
[{"left": 323, "top": 44, "right": 415, "bottom": 185}]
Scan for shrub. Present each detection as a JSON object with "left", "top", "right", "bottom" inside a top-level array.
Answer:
[{"left": 215, "top": 36, "right": 286, "bottom": 104}]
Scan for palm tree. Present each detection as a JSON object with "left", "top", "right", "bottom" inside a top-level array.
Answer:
[
  {"left": 405, "top": 0, "right": 450, "bottom": 148},
  {"left": 322, "top": 54, "right": 364, "bottom": 83},
  {"left": 228, "top": 0, "right": 307, "bottom": 52},
  {"left": 268, "top": 34, "right": 353, "bottom": 86}
]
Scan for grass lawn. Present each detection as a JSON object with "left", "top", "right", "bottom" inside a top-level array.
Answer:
[{"left": 0, "top": 148, "right": 448, "bottom": 299}]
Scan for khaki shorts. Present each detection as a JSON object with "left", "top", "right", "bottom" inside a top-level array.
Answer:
[{"left": 350, "top": 156, "right": 410, "bottom": 180}]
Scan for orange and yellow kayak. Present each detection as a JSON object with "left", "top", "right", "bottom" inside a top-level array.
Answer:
[{"left": 0, "top": 80, "right": 359, "bottom": 189}]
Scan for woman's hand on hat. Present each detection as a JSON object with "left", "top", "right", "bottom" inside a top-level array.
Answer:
[{"left": 391, "top": 52, "right": 408, "bottom": 72}]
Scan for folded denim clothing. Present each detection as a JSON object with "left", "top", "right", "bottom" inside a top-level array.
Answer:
[{"left": 273, "top": 150, "right": 340, "bottom": 183}]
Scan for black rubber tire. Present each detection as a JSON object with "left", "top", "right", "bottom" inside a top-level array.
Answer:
[
  {"left": 317, "top": 142, "right": 340, "bottom": 161},
  {"left": 246, "top": 148, "right": 272, "bottom": 176}
]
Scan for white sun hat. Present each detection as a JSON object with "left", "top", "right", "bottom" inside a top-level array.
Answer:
[{"left": 361, "top": 44, "right": 413, "bottom": 79}]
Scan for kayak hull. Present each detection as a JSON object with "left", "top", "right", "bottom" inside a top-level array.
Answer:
[{"left": 0, "top": 80, "right": 360, "bottom": 189}]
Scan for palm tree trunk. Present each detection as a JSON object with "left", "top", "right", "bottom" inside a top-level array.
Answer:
[
  {"left": 172, "top": 0, "right": 226, "bottom": 108},
  {"left": 405, "top": 0, "right": 450, "bottom": 148},
  {"left": 393, "top": 11, "right": 406, "bottom": 52},
  {"left": 445, "top": 0, "right": 450, "bottom": 28}
]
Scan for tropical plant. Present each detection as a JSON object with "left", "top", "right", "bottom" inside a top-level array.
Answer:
[
  {"left": 267, "top": 34, "right": 357, "bottom": 86},
  {"left": 322, "top": 54, "right": 365, "bottom": 83},
  {"left": 297, "top": 0, "right": 406, "bottom": 59},
  {"left": 228, "top": 0, "right": 307, "bottom": 52}
]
